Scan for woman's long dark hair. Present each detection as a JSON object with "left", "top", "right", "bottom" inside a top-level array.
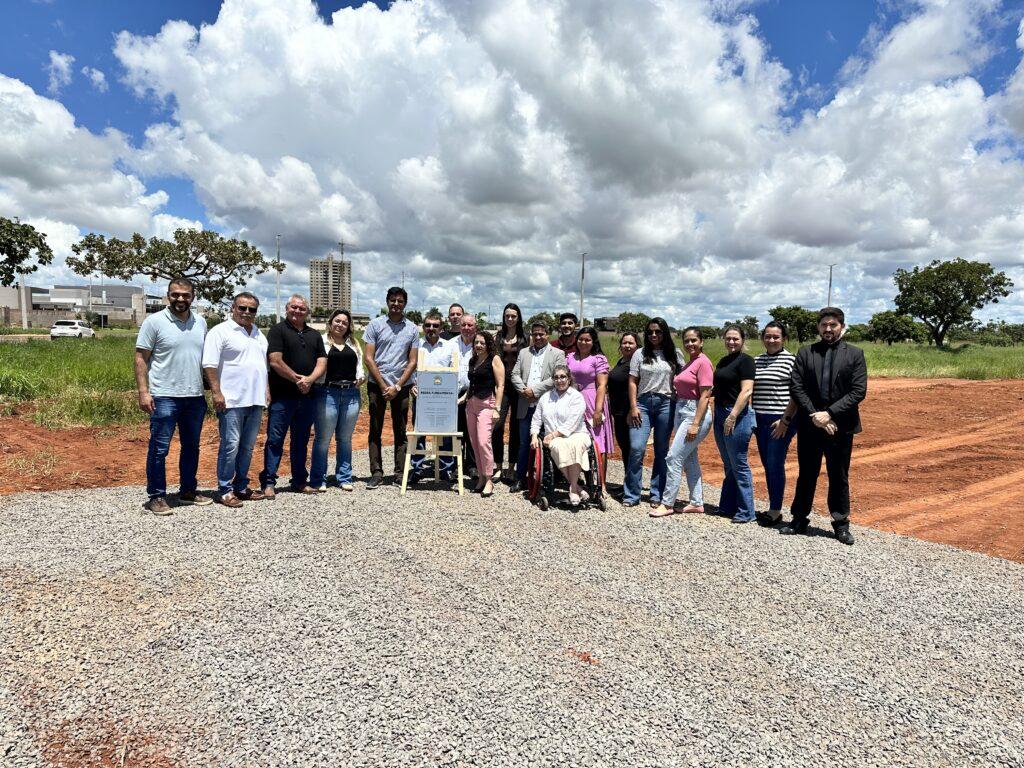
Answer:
[
  {"left": 470, "top": 330, "right": 496, "bottom": 369},
  {"left": 643, "top": 316, "right": 680, "bottom": 374},
  {"left": 575, "top": 326, "right": 603, "bottom": 358},
  {"left": 499, "top": 302, "right": 526, "bottom": 347}
]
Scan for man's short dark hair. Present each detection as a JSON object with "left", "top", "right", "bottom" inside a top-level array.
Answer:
[
  {"left": 818, "top": 306, "right": 846, "bottom": 325},
  {"left": 386, "top": 286, "right": 408, "bottom": 303},
  {"left": 424, "top": 311, "right": 443, "bottom": 323},
  {"left": 168, "top": 277, "right": 194, "bottom": 295},
  {"left": 531, "top": 322, "right": 549, "bottom": 333},
  {"left": 559, "top": 312, "right": 579, "bottom": 324},
  {"left": 448, "top": 303, "right": 464, "bottom": 313},
  {"left": 233, "top": 291, "right": 259, "bottom": 306}
]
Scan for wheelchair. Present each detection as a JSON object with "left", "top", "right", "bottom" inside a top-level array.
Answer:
[{"left": 526, "top": 429, "right": 607, "bottom": 512}]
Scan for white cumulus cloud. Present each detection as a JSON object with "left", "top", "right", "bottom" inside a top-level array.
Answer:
[
  {"left": 3, "top": 0, "right": 1022, "bottom": 323},
  {"left": 80, "top": 66, "right": 108, "bottom": 92},
  {"left": 45, "top": 50, "right": 74, "bottom": 94}
]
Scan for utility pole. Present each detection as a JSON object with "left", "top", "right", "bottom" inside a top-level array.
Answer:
[
  {"left": 578, "top": 252, "right": 587, "bottom": 324},
  {"left": 827, "top": 263, "right": 837, "bottom": 306},
  {"left": 275, "top": 234, "right": 282, "bottom": 323}
]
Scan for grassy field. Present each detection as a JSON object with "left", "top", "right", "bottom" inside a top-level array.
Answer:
[
  {"left": 1, "top": 333, "right": 1022, "bottom": 428},
  {"left": 598, "top": 334, "right": 1024, "bottom": 378}
]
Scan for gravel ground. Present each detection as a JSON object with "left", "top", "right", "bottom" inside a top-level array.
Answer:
[{"left": 2, "top": 450, "right": 1023, "bottom": 767}]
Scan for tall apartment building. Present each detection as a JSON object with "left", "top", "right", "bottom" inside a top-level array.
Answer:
[{"left": 309, "top": 251, "right": 351, "bottom": 312}]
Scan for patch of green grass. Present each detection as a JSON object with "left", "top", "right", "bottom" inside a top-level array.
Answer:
[
  {"left": 0, "top": 326, "right": 49, "bottom": 335},
  {"left": 597, "top": 332, "right": 1024, "bottom": 378}
]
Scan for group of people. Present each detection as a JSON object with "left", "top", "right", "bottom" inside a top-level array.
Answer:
[{"left": 136, "top": 278, "right": 866, "bottom": 545}]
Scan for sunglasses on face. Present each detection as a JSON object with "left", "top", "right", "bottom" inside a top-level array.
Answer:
[
  {"left": 235, "top": 306, "right": 258, "bottom": 315},
  {"left": 553, "top": 375, "right": 569, "bottom": 380},
  {"left": 647, "top": 329, "right": 663, "bottom": 336},
  {"left": 424, "top": 323, "right": 441, "bottom": 329}
]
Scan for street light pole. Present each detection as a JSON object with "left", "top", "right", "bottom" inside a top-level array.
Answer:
[
  {"left": 275, "top": 234, "right": 282, "bottom": 323},
  {"left": 579, "top": 252, "right": 587, "bottom": 324},
  {"left": 827, "top": 263, "right": 837, "bottom": 306}
]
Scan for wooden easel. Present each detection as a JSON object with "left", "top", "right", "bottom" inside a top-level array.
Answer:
[{"left": 401, "top": 347, "right": 464, "bottom": 495}]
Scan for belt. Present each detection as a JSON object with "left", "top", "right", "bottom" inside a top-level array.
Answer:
[{"left": 324, "top": 380, "right": 358, "bottom": 389}]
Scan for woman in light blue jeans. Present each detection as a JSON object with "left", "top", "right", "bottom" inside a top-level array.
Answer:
[
  {"left": 310, "top": 310, "right": 364, "bottom": 490},
  {"left": 652, "top": 327, "right": 714, "bottom": 517}
]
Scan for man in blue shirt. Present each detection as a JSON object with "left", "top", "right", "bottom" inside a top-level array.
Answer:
[
  {"left": 134, "top": 277, "right": 210, "bottom": 516},
  {"left": 363, "top": 286, "right": 419, "bottom": 488}
]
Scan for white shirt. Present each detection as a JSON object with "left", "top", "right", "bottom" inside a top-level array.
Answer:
[
  {"left": 531, "top": 387, "right": 587, "bottom": 437},
  {"left": 452, "top": 335, "right": 474, "bottom": 390},
  {"left": 527, "top": 344, "right": 549, "bottom": 389},
  {"left": 414, "top": 337, "right": 455, "bottom": 384},
  {"left": 202, "top": 319, "right": 268, "bottom": 408}
]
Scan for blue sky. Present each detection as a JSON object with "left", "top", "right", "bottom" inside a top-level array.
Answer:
[
  {"left": 9, "top": 0, "right": 1021, "bottom": 231},
  {"left": 3, "top": 0, "right": 1024, "bottom": 323}
]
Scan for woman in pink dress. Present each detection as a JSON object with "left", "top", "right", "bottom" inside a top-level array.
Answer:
[{"left": 566, "top": 326, "right": 614, "bottom": 458}]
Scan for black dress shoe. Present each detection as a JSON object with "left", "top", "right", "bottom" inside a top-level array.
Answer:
[
  {"left": 833, "top": 524, "right": 855, "bottom": 546},
  {"left": 755, "top": 511, "right": 782, "bottom": 527},
  {"left": 366, "top": 476, "right": 384, "bottom": 490},
  {"left": 779, "top": 518, "right": 809, "bottom": 535},
  {"left": 509, "top": 480, "right": 524, "bottom": 493}
]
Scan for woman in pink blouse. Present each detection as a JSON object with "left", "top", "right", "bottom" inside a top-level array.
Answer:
[
  {"left": 651, "top": 326, "right": 714, "bottom": 518},
  {"left": 566, "top": 327, "right": 614, "bottom": 460}
]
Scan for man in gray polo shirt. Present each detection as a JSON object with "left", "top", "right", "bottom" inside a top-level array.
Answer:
[
  {"left": 135, "top": 277, "right": 212, "bottom": 515},
  {"left": 363, "top": 286, "right": 418, "bottom": 488}
]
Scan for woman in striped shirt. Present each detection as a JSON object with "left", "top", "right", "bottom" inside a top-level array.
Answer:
[{"left": 752, "top": 321, "right": 798, "bottom": 525}]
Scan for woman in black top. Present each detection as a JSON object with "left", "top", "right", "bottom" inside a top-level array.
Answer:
[
  {"left": 712, "top": 324, "right": 757, "bottom": 523},
  {"left": 491, "top": 302, "right": 527, "bottom": 481},
  {"left": 466, "top": 331, "right": 505, "bottom": 496},
  {"left": 310, "top": 309, "right": 365, "bottom": 491},
  {"left": 606, "top": 332, "right": 640, "bottom": 480}
]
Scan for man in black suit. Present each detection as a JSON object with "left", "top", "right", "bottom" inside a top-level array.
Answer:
[{"left": 781, "top": 306, "right": 867, "bottom": 545}]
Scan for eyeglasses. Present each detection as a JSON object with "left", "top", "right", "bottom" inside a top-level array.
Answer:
[
  {"left": 553, "top": 375, "right": 569, "bottom": 380},
  {"left": 647, "top": 329, "right": 663, "bottom": 336},
  {"left": 235, "top": 306, "right": 258, "bottom": 315},
  {"left": 424, "top": 323, "right": 441, "bottom": 329}
]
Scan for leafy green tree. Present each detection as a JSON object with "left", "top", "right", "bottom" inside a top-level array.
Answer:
[
  {"left": 723, "top": 315, "right": 759, "bottom": 339},
  {"left": 843, "top": 323, "right": 869, "bottom": 342},
  {"left": 426, "top": 306, "right": 442, "bottom": 319},
  {"left": 616, "top": 312, "right": 651, "bottom": 335},
  {"left": 768, "top": 305, "right": 819, "bottom": 343},
  {"left": 0, "top": 216, "right": 54, "bottom": 287},
  {"left": 894, "top": 258, "right": 1013, "bottom": 348},
  {"left": 527, "top": 311, "right": 559, "bottom": 331},
  {"left": 867, "top": 311, "right": 918, "bottom": 345},
  {"left": 405, "top": 309, "right": 424, "bottom": 325},
  {"left": 68, "top": 228, "right": 281, "bottom": 306}
]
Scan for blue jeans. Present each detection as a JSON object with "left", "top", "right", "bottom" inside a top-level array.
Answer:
[
  {"left": 662, "top": 399, "right": 712, "bottom": 507},
  {"left": 713, "top": 405, "right": 756, "bottom": 521},
  {"left": 259, "top": 397, "right": 317, "bottom": 489},
  {"left": 310, "top": 387, "right": 362, "bottom": 487},
  {"left": 624, "top": 393, "right": 675, "bottom": 504},
  {"left": 515, "top": 406, "right": 536, "bottom": 480},
  {"left": 216, "top": 405, "right": 264, "bottom": 496},
  {"left": 755, "top": 412, "right": 796, "bottom": 511},
  {"left": 146, "top": 395, "right": 207, "bottom": 499}
]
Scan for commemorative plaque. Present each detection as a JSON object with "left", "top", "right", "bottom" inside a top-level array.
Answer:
[{"left": 414, "top": 371, "right": 458, "bottom": 434}]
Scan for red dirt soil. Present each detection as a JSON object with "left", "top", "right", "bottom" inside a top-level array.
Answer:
[{"left": 1, "top": 377, "right": 1022, "bottom": 563}]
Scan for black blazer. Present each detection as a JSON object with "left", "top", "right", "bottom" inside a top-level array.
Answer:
[{"left": 790, "top": 339, "right": 867, "bottom": 434}]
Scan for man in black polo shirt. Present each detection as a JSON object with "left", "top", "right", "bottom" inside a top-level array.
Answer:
[
  {"left": 259, "top": 294, "right": 327, "bottom": 498},
  {"left": 441, "top": 303, "right": 464, "bottom": 341}
]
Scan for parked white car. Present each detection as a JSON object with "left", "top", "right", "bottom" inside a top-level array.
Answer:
[{"left": 50, "top": 320, "right": 96, "bottom": 339}]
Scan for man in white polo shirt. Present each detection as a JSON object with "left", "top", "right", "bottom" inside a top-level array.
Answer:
[{"left": 203, "top": 291, "right": 269, "bottom": 507}]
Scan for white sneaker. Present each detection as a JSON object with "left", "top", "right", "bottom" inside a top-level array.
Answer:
[{"left": 340, "top": 483, "right": 354, "bottom": 491}]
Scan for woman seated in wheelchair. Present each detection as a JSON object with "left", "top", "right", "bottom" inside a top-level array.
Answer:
[{"left": 530, "top": 364, "right": 593, "bottom": 506}]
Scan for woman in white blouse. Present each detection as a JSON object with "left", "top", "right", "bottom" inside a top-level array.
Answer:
[{"left": 531, "top": 364, "right": 592, "bottom": 506}]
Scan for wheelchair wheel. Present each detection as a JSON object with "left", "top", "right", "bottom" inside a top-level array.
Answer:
[{"left": 537, "top": 495, "right": 549, "bottom": 511}]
